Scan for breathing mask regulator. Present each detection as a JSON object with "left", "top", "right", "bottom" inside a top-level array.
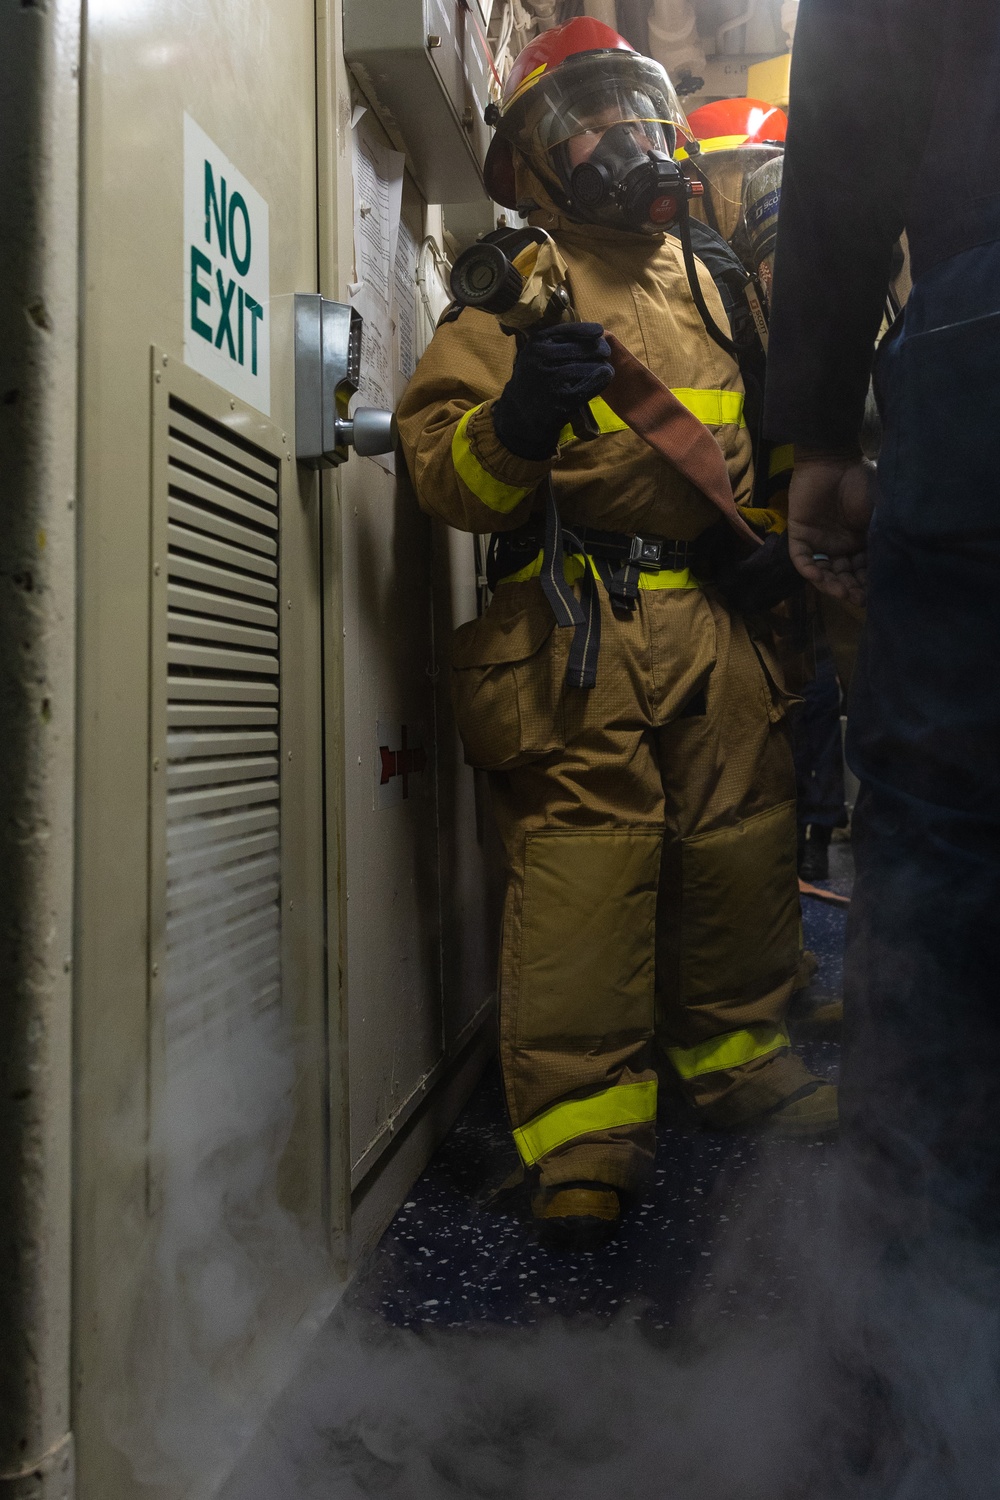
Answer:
[
  {"left": 563, "top": 121, "right": 738, "bottom": 359},
  {"left": 568, "top": 120, "right": 691, "bottom": 231}
]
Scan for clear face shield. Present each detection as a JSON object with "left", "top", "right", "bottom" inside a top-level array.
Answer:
[
  {"left": 509, "top": 53, "right": 691, "bottom": 229},
  {"left": 542, "top": 87, "right": 674, "bottom": 162}
]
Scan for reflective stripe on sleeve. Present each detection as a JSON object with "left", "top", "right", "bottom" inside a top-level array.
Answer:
[
  {"left": 666, "top": 1024, "right": 790, "bottom": 1080},
  {"left": 512, "top": 1078, "right": 658, "bottom": 1167},
  {"left": 451, "top": 405, "right": 536, "bottom": 515}
]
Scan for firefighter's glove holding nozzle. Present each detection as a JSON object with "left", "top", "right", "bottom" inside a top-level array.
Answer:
[{"left": 491, "top": 323, "right": 614, "bottom": 461}]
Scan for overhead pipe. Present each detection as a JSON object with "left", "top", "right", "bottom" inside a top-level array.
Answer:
[
  {"left": 583, "top": 0, "right": 620, "bottom": 26},
  {"left": 647, "top": 0, "right": 707, "bottom": 83},
  {"left": 781, "top": 0, "right": 799, "bottom": 47},
  {"left": 521, "top": 0, "right": 560, "bottom": 31},
  {"left": 715, "top": 0, "right": 759, "bottom": 55}
]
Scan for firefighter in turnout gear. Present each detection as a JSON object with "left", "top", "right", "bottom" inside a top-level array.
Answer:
[{"left": 397, "top": 18, "right": 836, "bottom": 1246}]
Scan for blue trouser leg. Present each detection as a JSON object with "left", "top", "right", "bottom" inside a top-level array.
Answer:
[
  {"left": 793, "top": 643, "right": 847, "bottom": 830},
  {"left": 843, "top": 239, "right": 1000, "bottom": 1228}
]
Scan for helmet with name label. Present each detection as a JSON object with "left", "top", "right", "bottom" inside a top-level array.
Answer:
[{"left": 483, "top": 17, "right": 690, "bottom": 213}]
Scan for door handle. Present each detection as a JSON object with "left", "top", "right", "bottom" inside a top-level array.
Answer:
[{"left": 294, "top": 293, "right": 397, "bottom": 467}]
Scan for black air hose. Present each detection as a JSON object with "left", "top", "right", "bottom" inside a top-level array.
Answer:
[{"left": 676, "top": 198, "right": 740, "bottom": 359}]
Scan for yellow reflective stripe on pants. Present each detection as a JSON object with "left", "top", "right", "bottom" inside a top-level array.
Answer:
[
  {"left": 667, "top": 1024, "right": 790, "bottom": 1080},
  {"left": 498, "top": 549, "right": 698, "bottom": 590},
  {"left": 557, "top": 389, "right": 745, "bottom": 448},
  {"left": 451, "top": 405, "right": 534, "bottom": 515},
  {"left": 512, "top": 1078, "right": 658, "bottom": 1167}
]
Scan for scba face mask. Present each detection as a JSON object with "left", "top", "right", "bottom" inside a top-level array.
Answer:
[{"left": 566, "top": 119, "right": 690, "bottom": 233}]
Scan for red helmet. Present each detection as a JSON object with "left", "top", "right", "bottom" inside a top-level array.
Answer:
[
  {"left": 684, "top": 97, "right": 787, "bottom": 154},
  {"left": 484, "top": 17, "right": 690, "bottom": 211}
]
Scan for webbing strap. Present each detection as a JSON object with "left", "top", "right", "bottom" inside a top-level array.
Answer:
[
  {"left": 539, "top": 476, "right": 584, "bottom": 632},
  {"left": 601, "top": 333, "right": 762, "bottom": 550},
  {"left": 538, "top": 479, "right": 602, "bottom": 689},
  {"left": 592, "top": 554, "right": 641, "bottom": 610}
]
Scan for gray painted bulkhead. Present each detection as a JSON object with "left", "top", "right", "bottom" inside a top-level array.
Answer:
[{"left": 0, "top": 1, "right": 80, "bottom": 1496}]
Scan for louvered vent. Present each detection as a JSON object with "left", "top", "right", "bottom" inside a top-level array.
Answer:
[{"left": 162, "top": 396, "right": 281, "bottom": 1059}]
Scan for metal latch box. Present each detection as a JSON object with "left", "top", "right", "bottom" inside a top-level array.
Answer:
[
  {"left": 294, "top": 294, "right": 396, "bottom": 468},
  {"left": 344, "top": 0, "right": 493, "bottom": 204}
]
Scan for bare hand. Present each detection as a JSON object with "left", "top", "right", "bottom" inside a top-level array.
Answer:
[{"left": 787, "top": 456, "right": 876, "bottom": 607}]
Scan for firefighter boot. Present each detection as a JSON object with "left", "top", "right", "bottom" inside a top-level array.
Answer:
[
  {"left": 759, "top": 1079, "right": 839, "bottom": 1138},
  {"left": 788, "top": 946, "right": 844, "bottom": 1037},
  {"left": 531, "top": 1182, "right": 621, "bottom": 1251}
]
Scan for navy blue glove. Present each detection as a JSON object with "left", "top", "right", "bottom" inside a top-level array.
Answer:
[
  {"left": 492, "top": 322, "right": 614, "bottom": 461},
  {"left": 693, "top": 523, "right": 805, "bottom": 613}
]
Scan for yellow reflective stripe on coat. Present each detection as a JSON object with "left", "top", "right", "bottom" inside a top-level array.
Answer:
[
  {"left": 558, "top": 390, "right": 745, "bottom": 448},
  {"left": 769, "top": 442, "right": 794, "bottom": 477},
  {"left": 512, "top": 1079, "right": 658, "bottom": 1167},
  {"left": 670, "top": 388, "right": 746, "bottom": 427},
  {"left": 451, "top": 405, "right": 534, "bottom": 515},
  {"left": 667, "top": 1024, "right": 790, "bottom": 1080},
  {"left": 555, "top": 398, "right": 629, "bottom": 446},
  {"left": 498, "top": 550, "right": 698, "bottom": 590}
]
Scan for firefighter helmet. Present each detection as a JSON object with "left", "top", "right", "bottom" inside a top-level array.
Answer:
[
  {"left": 483, "top": 17, "right": 690, "bottom": 212},
  {"left": 684, "top": 97, "right": 788, "bottom": 155}
]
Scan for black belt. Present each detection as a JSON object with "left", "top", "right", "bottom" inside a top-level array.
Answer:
[
  {"left": 572, "top": 528, "right": 696, "bottom": 573},
  {"left": 488, "top": 523, "right": 695, "bottom": 586},
  {"left": 488, "top": 496, "right": 699, "bottom": 690}
]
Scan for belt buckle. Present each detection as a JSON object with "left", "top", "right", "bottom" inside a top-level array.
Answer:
[{"left": 628, "top": 534, "right": 663, "bottom": 569}]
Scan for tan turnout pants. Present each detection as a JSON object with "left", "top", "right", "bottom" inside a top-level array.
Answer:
[{"left": 451, "top": 574, "right": 813, "bottom": 1194}]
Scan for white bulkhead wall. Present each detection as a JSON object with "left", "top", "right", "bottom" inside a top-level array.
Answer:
[
  {"left": 326, "top": 0, "right": 501, "bottom": 1253},
  {"left": 74, "top": 2, "right": 497, "bottom": 1499}
]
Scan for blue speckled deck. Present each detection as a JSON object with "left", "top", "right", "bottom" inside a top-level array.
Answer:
[{"left": 345, "top": 843, "right": 853, "bottom": 1334}]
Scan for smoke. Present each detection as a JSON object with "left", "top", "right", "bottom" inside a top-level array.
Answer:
[
  {"left": 216, "top": 1141, "right": 1000, "bottom": 1500},
  {"left": 108, "top": 876, "right": 1000, "bottom": 1499},
  {"left": 107, "top": 997, "right": 328, "bottom": 1494}
]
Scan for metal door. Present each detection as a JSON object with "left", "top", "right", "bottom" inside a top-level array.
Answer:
[{"left": 76, "top": 3, "right": 330, "bottom": 1494}]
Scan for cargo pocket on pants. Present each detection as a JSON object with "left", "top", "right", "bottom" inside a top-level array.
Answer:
[
  {"left": 747, "top": 630, "right": 803, "bottom": 724},
  {"left": 515, "top": 828, "right": 662, "bottom": 1047},
  {"left": 678, "top": 799, "right": 799, "bottom": 1001},
  {"left": 450, "top": 591, "right": 567, "bottom": 771}
]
